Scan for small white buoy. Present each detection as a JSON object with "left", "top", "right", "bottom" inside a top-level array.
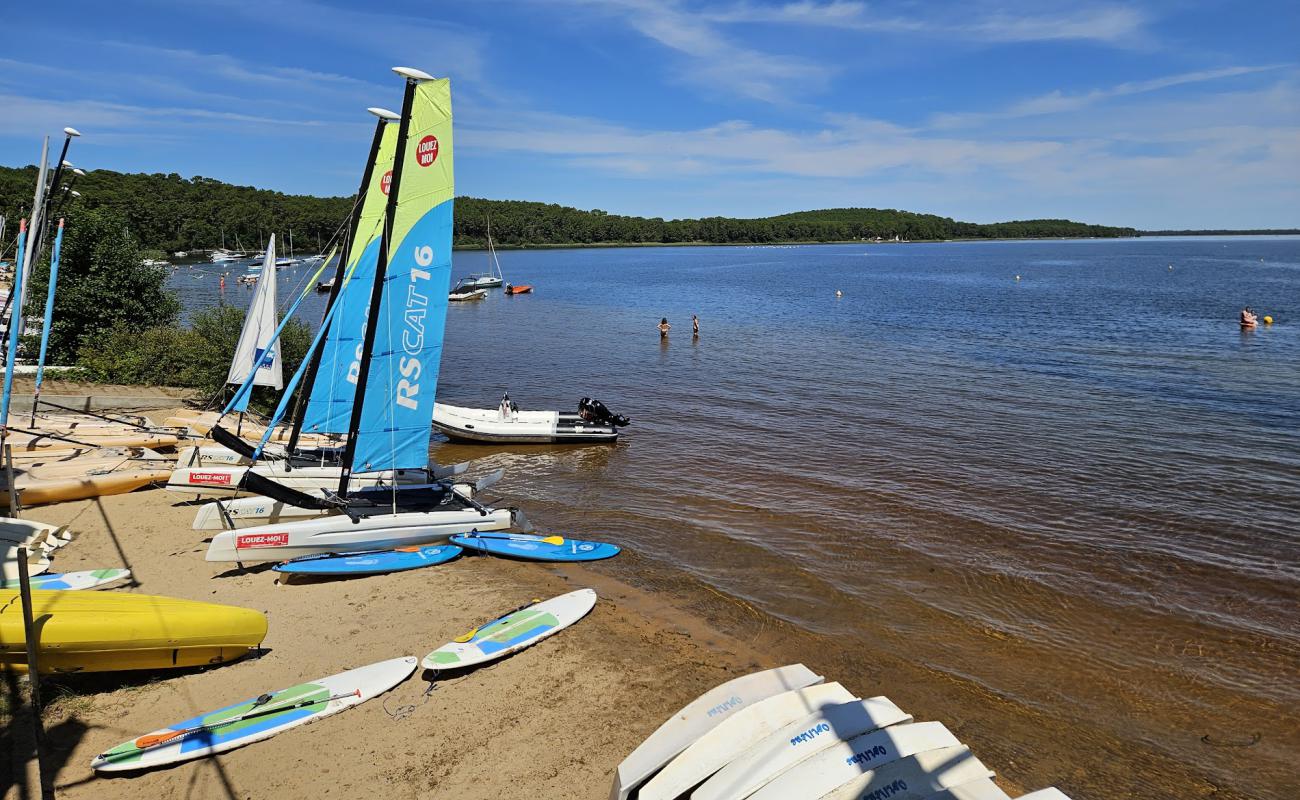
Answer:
[
  {"left": 1015, "top": 275, "right": 1021, "bottom": 281},
  {"left": 1168, "top": 264, "right": 1173, "bottom": 270},
  {"left": 835, "top": 289, "right": 843, "bottom": 298}
]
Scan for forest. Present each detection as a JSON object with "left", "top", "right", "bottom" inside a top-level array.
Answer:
[{"left": 0, "top": 165, "right": 1138, "bottom": 253}]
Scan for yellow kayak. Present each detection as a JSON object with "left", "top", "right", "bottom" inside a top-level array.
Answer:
[
  {"left": 0, "top": 590, "right": 267, "bottom": 673},
  {"left": 0, "top": 448, "right": 173, "bottom": 508}
]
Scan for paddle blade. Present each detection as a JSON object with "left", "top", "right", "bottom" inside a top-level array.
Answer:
[
  {"left": 453, "top": 627, "right": 479, "bottom": 644},
  {"left": 135, "top": 729, "right": 183, "bottom": 749},
  {"left": 539, "top": 535, "right": 565, "bottom": 545}
]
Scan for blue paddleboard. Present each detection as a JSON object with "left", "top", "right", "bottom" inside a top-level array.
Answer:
[
  {"left": 273, "top": 544, "right": 462, "bottom": 576},
  {"left": 449, "top": 533, "right": 620, "bottom": 562}
]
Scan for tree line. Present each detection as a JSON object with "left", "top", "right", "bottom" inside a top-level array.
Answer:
[{"left": 1, "top": 165, "right": 1137, "bottom": 254}]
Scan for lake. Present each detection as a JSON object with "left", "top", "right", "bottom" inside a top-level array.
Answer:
[{"left": 170, "top": 236, "right": 1300, "bottom": 798}]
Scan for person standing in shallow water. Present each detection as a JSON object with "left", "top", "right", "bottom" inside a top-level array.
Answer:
[
  {"left": 657, "top": 317, "right": 671, "bottom": 338},
  {"left": 692, "top": 315, "right": 699, "bottom": 337}
]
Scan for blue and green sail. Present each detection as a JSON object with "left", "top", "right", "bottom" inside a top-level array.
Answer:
[
  {"left": 352, "top": 78, "right": 454, "bottom": 472},
  {"left": 299, "top": 122, "right": 401, "bottom": 435}
]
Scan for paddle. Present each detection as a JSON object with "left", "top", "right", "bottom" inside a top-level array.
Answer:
[
  {"left": 461, "top": 532, "right": 565, "bottom": 546},
  {"left": 452, "top": 598, "right": 542, "bottom": 643},
  {"left": 124, "top": 689, "right": 362, "bottom": 752}
]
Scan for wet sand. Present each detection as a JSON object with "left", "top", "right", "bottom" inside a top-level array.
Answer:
[{"left": 4, "top": 485, "right": 965, "bottom": 800}]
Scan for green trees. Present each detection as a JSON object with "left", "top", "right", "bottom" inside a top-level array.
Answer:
[
  {"left": 0, "top": 165, "right": 1139, "bottom": 254},
  {"left": 23, "top": 208, "right": 180, "bottom": 365}
]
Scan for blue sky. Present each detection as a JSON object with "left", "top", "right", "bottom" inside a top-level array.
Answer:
[{"left": 2, "top": 0, "right": 1297, "bottom": 228}]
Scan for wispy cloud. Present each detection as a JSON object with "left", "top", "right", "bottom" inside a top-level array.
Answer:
[
  {"left": 559, "top": 0, "right": 832, "bottom": 103},
  {"left": 702, "top": 1, "right": 1147, "bottom": 44},
  {"left": 931, "top": 64, "right": 1291, "bottom": 129}
]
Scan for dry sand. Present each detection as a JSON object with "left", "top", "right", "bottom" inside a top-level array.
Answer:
[{"left": 2, "top": 484, "right": 821, "bottom": 800}]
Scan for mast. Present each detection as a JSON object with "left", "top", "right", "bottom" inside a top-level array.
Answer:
[
  {"left": 337, "top": 70, "right": 425, "bottom": 495},
  {"left": 286, "top": 110, "right": 396, "bottom": 454}
]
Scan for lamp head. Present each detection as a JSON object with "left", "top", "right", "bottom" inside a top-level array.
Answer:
[
  {"left": 391, "top": 67, "right": 434, "bottom": 82},
  {"left": 63, "top": 127, "right": 81, "bottom": 137},
  {"left": 367, "top": 107, "right": 400, "bottom": 121}
]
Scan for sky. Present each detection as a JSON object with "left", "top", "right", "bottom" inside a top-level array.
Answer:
[{"left": 1, "top": 0, "right": 1297, "bottom": 228}]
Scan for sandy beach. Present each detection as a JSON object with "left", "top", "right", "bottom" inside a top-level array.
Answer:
[{"left": 2, "top": 479, "right": 850, "bottom": 800}]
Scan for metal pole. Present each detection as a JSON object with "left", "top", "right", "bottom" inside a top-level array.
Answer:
[
  {"left": 16, "top": 546, "right": 53, "bottom": 800},
  {"left": 5, "top": 444, "right": 18, "bottom": 516},
  {"left": 1, "top": 219, "right": 30, "bottom": 451},
  {"left": 30, "top": 218, "right": 64, "bottom": 426}
]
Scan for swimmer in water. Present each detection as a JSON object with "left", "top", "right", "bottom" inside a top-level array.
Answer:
[
  {"left": 657, "top": 317, "right": 671, "bottom": 338},
  {"left": 692, "top": 315, "right": 699, "bottom": 337}
]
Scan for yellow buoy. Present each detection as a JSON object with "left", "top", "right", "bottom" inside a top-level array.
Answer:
[{"left": 1264, "top": 316, "right": 1273, "bottom": 324}]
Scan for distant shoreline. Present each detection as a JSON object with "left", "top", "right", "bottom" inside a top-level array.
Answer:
[{"left": 451, "top": 231, "right": 1298, "bottom": 252}]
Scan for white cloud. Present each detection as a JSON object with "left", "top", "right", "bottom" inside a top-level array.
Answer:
[{"left": 702, "top": 1, "right": 1147, "bottom": 44}]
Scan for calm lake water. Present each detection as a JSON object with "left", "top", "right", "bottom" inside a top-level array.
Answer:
[{"left": 171, "top": 237, "right": 1300, "bottom": 799}]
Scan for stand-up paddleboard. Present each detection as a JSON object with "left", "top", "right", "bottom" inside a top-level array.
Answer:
[
  {"left": 747, "top": 728, "right": 970, "bottom": 800},
  {"left": 640, "top": 682, "right": 858, "bottom": 800},
  {"left": 692, "top": 696, "right": 913, "bottom": 800},
  {"left": 927, "top": 777, "right": 1014, "bottom": 800},
  {"left": 0, "top": 568, "right": 131, "bottom": 591},
  {"left": 1016, "top": 790, "right": 1074, "bottom": 800},
  {"left": 422, "top": 588, "right": 596, "bottom": 671},
  {"left": 450, "top": 532, "right": 620, "bottom": 562},
  {"left": 611, "top": 664, "right": 824, "bottom": 800},
  {"left": 273, "top": 545, "right": 462, "bottom": 577},
  {"left": 91, "top": 656, "right": 418, "bottom": 772}
]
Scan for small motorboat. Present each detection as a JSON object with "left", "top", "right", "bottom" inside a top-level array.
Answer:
[
  {"left": 505, "top": 283, "right": 533, "bottom": 295},
  {"left": 316, "top": 277, "right": 335, "bottom": 293},
  {"left": 449, "top": 279, "right": 487, "bottom": 301},
  {"left": 433, "top": 395, "right": 630, "bottom": 444}
]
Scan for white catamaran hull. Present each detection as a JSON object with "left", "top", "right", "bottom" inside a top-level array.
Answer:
[
  {"left": 165, "top": 464, "right": 428, "bottom": 498},
  {"left": 204, "top": 507, "right": 515, "bottom": 562}
]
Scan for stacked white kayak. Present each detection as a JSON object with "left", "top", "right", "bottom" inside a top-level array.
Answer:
[{"left": 611, "top": 663, "right": 1077, "bottom": 800}]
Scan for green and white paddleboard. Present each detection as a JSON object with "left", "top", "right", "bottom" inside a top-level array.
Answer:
[
  {"left": 91, "top": 656, "right": 417, "bottom": 772},
  {"left": 0, "top": 568, "right": 131, "bottom": 591},
  {"left": 422, "top": 588, "right": 596, "bottom": 671}
]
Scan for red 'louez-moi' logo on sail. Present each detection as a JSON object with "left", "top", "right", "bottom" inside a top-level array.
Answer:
[
  {"left": 380, "top": 170, "right": 393, "bottom": 195},
  {"left": 416, "top": 135, "right": 439, "bottom": 167}
]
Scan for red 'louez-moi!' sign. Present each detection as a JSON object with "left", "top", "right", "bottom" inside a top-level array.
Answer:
[
  {"left": 380, "top": 170, "right": 393, "bottom": 195},
  {"left": 416, "top": 135, "right": 439, "bottom": 167}
]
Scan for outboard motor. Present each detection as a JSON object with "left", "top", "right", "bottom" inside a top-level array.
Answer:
[{"left": 578, "top": 397, "right": 631, "bottom": 428}]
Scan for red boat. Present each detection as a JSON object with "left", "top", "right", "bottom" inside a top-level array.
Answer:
[{"left": 505, "top": 283, "right": 533, "bottom": 295}]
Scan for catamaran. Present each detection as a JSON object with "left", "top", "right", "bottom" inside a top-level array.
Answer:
[{"left": 202, "top": 68, "right": 519, "bottom": 559}]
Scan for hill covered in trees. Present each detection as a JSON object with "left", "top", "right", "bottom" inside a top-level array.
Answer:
[{"left": 1, "top": 165, "right": 1137, "bottom": 252}]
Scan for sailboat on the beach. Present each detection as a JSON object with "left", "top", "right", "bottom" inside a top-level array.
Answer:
[{"left": 201, "top": 68, "right": 517, "bottom": 555}]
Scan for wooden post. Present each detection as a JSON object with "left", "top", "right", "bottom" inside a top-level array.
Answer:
[
  {"left": 17, "top": 547, "right": 53, "bottom": 800},
  {"left": 4, "top": 443, "right": 18, "bottom": 517}
]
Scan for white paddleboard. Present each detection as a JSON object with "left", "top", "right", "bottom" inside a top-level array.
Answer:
[
  {"left": 422, "top": 588, "right": 596, "bottom": 670},
  {"left": 1016, "top": 791, "right": 1074, "bottom": 800},
  {"left": 746, "top": 721, "right": 965, "bottom": 800},
  {"left": 820, "top": 746, "right": 994, "bottom": 800},
  {"left": 927, "top": 777, "right": 1013, "bottom": 800},
  {"left": 611, "top": 664, "right": 824, "bottom": 800},
  {"left": 640, "top": 682, "right": 858, "bottom": 800},
  {"left": 0, "top": 568, "right": 130, "bottom": 591},
  {"left": 692, "top": 696, "right": 913, "bottom": 800},
  {"left": 91, "top": 656, "right": 417, "bottom": 771}
]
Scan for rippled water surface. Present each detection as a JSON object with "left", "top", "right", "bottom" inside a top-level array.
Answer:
[{"left": 174, "top": 237, "right": 1300, "bottom": 798}]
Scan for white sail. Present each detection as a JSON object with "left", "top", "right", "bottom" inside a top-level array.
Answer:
[{"left": 226, "top": 234, "right": 283, "bottom": 392}]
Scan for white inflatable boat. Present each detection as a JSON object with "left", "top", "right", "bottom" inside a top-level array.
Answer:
[{"left": 432, "top": 396, "right": 629, "bottom": 445}]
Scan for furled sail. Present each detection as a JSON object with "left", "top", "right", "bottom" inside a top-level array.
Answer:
[
  {"left": 299, "top": 123, "right": 400, "bottom": 435},
  {"left": 226, "top": 236, "right": 282, "bottom": 411},
  {"left": 352, "top": 77, "right": 454, "bottom": 472}
]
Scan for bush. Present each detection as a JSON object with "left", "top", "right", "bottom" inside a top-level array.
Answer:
[
  {"left": 24, "top": 208, "right": 180, "bottom": 364},
  {"left": 76, "top": 305, "right": 312, "bottom": 413}
]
